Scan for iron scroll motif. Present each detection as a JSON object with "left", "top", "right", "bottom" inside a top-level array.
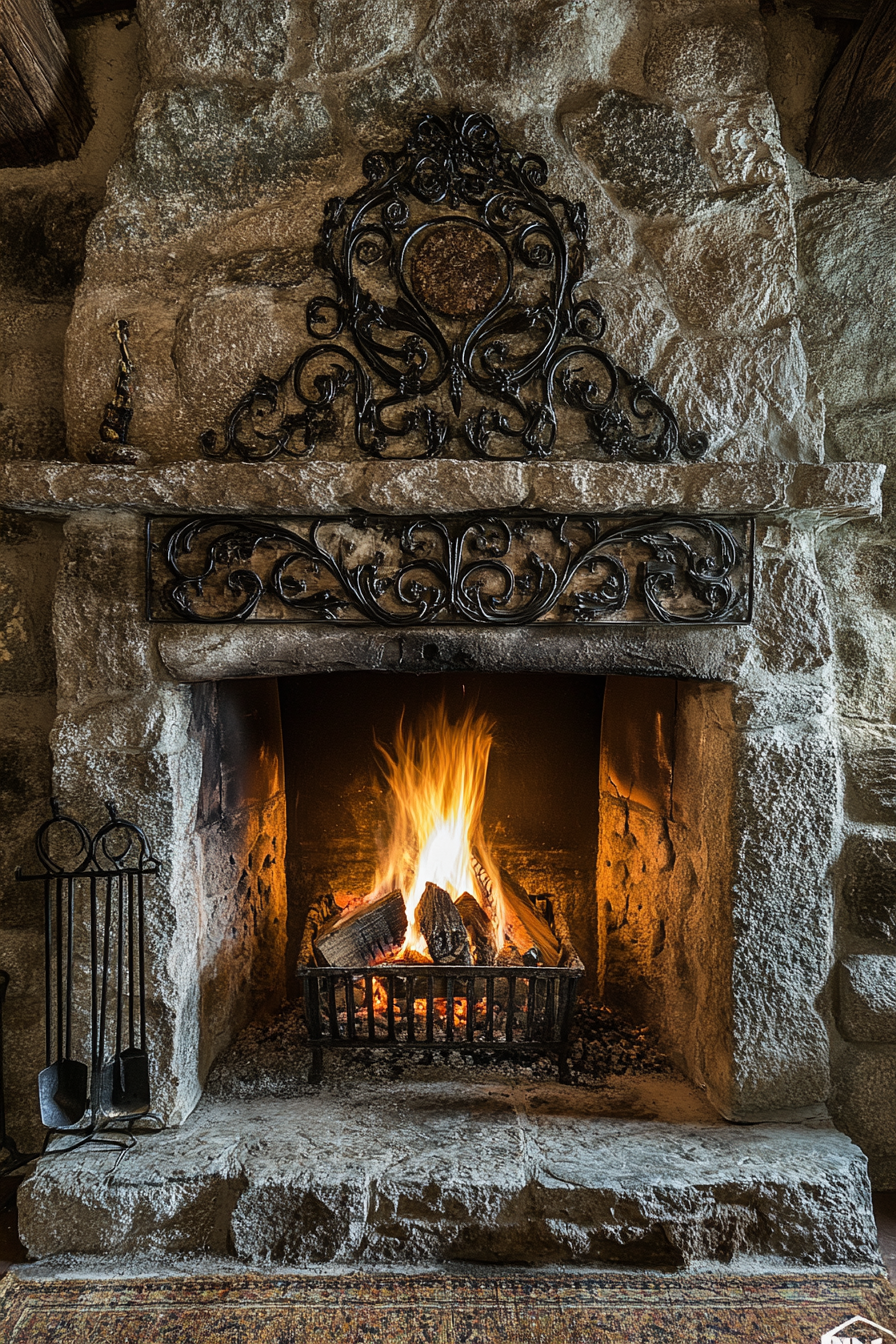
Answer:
[
  {"left": 200, "top": 111, "right": 709, "bottom": 465},
  {"left": 146, "top": 513, "right": 752, "bottom": 626}
]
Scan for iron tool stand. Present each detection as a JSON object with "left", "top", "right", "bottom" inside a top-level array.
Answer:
[{"left": 15, "top": 799, "right": 163, "bottom": 1153}]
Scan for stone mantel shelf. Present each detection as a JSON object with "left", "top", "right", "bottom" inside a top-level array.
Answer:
[{"left": 0, "top": 457, "right": 882, "bottom": 522}]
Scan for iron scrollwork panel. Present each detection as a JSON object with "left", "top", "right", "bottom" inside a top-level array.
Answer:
[
  {"left": 146, "top": 513, "right": 753, "bottom": 627},
  {"left": 199, "top": 111, "right": 710, "bottom": 465}
]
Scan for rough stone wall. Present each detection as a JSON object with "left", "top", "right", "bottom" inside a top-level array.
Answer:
[
  {"left": 0, "top": 14, "right": 139, "bottom": 462},
  {"left": 62, "top": 0, "right": 820, "bottom": 466},
  {"left": 0, "top": 517, "right": 62, "bottom": 1152},
  {"left": 759, "top": 6, "right": 896, "bottom": 1186},
  {"left": 0, "top": 13, "right": 138, "bottom": 1151}
]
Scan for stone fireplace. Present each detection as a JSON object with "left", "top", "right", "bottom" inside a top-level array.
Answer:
[
  {"left": 2, "top": 0, "right": 895, "bottom": 1274},
  {"left": 2, "top": 448, "right": 883, "bottom": 1265}
]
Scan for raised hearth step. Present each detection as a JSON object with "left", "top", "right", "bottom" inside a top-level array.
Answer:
[{"left": 18, "top": 1079, "right": 880, "bottom": 1271}]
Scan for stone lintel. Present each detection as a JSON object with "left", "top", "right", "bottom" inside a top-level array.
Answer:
[{"left": 0, "top": 459, "right": 883, "bottom": 522}]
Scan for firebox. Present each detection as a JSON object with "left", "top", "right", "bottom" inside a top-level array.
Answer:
[
  {"left": 191, "top": 667, "right": 713, "bottom": 1089},
  {"left": 280, "top": 673, "right": 600, "bottom": 1077}
]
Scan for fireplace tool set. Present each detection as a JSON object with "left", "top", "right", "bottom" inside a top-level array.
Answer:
[{"left": 16, "top": 800, "right": 160, "bottom": 1141}]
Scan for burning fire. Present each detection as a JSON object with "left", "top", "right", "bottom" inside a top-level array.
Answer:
[{"left": 369, "top": 700, "right": 509, "bottom": 955}]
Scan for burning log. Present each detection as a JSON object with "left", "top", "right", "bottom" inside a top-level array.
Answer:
[
  {"left": 496, "top": 943, "right": 524, "bottom": 967},
  {"left": 299, "top": 893, "right": 339, "bottom": 966},
  {"left": 418, "top": 882, "right": 473, "bottom": 965},
  {"left": 395, "top": 949, "right": 432, "bottom": 965},
  {"left": 456, "top": 893, "right": 497, "bottom": 965},
  {"left": 313, "top": 889, "right": 407, "bottom": 967},
  {"left": 498, "top": 867, "right": 561, "bottom": 967},
  {"left": 471, "top": 854, "right": 497, "bottom": 919}
]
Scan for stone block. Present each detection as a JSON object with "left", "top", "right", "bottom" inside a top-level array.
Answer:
[
  {"left": 17, "top": 1085, "right": 881, "bottom": 1268},
  {"left": 313, "top": 0, "right": 421, "bottom": 73},
  {"left": 826, "top": 406, "right": 896, "bottom": 527},
  {"left": 839, "top": 956, "right": 896, "bottom": 1043},
  {"left": 829, "top": 609, "right": 896, "bottom": 724},
  {"left": 650, "top": 321, "right": 817, "bottom": 460},
  {"left": 843, "top": 723, "right": 896, "bottom": 825},
  {"left": 584, "top": 271, "right": 677, "bottom": 380},
  {"left": 797, "top": 189, "right": 896, "bottom": 413},
  {"left": 841, "top": 542, "right": 896, "bottom": 612},
  {"left": 0, "top": 522, "right": 60, "bottom": 695},
  {"left": 566, "top": 91, "right": 716, "bottom": 219},
  {"left": 141, "top": 0, "right": 291, "bottom": 80},
  {"left": 172, "top": 286, "right": 315, "bottom": 453},
  {"left": 0, "top": 734, "right": 54, "bottom": 866},
  {"left": 0, "top": 346, "right": 67, "bottom": 462},
  {"left": 841, "top": 831, "right": 896, "bottom": 944},
  {"left": 832, "top": 1046, "right": 896, "bottom": 1160},
  {"left": 724, "top": 725, "right": 839, "bottom": 1117},
  {"left": 690, "top": 95, "right": 788, "bottom": 193},
  {"left": 53, "top": 513, "right": 154, "bottom": 705},
  {"left": 102, "top": 87, "right": 338, "bottom": 245},
  {"left": 422, "top": 0, "right": 629, "bottom": 117},
  {"left": 642, "top": 199, "right": 796, "bottom": 334},
  {"left": 343, "top": 56, "right": 442, "bottom": 149},
  {"left": 645, "top": 17, "right": 767, "bottom": 102},
  {"left": 749, "top": 532, "right": 833, "bottom": 675}
]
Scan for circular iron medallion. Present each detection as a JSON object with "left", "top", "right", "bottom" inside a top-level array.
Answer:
[{"left": 409, "top": 222, "right": 505, "bottom": 319}]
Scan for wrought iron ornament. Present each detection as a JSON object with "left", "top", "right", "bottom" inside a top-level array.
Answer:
[
  {"left": 99, "top": 318, "right": 133, "bottom": 445},
  {"left": 200, "top": 111, "right": 709, "bottom": 465},
  {"left": 147, "top": 513, "right": 752, "bottom": 626}
]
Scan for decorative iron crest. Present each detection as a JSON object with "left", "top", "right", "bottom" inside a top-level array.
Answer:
[
  {"left": 200, "top": 111, "right": 709, "bottom": 465},
  {"left": 146, "top": 513, "right": 752, "bottom": 626}
]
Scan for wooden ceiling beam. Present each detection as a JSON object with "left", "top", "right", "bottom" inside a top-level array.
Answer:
[
  {"left": 807, "top": 0, "right": 896, "bottom": 179},
  {"left": 0, "top": 0, "right": 94, "bottom": 168}
]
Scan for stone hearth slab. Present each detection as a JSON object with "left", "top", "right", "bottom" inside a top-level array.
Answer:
[{"left": 19, "top": 1078, "right": 880, "bottom": 1270}]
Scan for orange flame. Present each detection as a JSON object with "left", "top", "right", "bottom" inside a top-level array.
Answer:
[{"left": 370, "top": 700, "right": 508, "bottom": 955}]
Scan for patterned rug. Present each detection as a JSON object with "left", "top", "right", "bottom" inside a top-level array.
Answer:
[{"left": 1, "top": 1270, "right": 896, "bottom": 1343}]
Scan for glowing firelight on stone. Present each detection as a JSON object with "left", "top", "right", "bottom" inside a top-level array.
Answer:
[{"left": 369, "top": 700, "right": 509, "bottom": 956}]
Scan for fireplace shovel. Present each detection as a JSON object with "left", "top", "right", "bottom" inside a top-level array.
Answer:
[
  {"left": 38, "top": 877, "right": 89, "bottom": 1129},
  {"left": 38, "top": 1058, "right": 89, "bottom": 1130},
  {"left": 99, "top": 1048, "right": 150, "bottom": 1119}
]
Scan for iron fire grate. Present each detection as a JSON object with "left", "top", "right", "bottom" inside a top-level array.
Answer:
[{"left": 297, "top": 962, "right": 583, "bottom": 1083}]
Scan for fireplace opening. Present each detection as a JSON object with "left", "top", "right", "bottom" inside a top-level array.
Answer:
[
  {"left": 198, "top": 671, "right": 726, "bottom": 1097},
  {"left": 278, "top": 673, "right": 601, "bottom": 1076},
  {"left": 279, "top": 672, "right": 602, "bottom": 982}
]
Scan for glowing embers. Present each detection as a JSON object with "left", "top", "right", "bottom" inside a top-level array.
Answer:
[
  {"left": 308, "top": 701, "right": 561, "bottom": 973},
  {"left": 298, "top": 962, "right": 582, "bottom": 1056}
]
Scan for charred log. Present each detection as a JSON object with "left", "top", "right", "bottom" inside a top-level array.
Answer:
[
  {"left": 313, "top": 889, "right": 407, "bottom": 967},
  {"left": 498, "top": 867, "right": 562, "bottom": 967},
  {"left": 456, "top": 893, "right": 497, "bottom": 965},
  {"left": 299, "top": 892, "right": 339, "bottom": 967},
  {"left": 418, "top": 882, "right": 473, "bottom": 965}
]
